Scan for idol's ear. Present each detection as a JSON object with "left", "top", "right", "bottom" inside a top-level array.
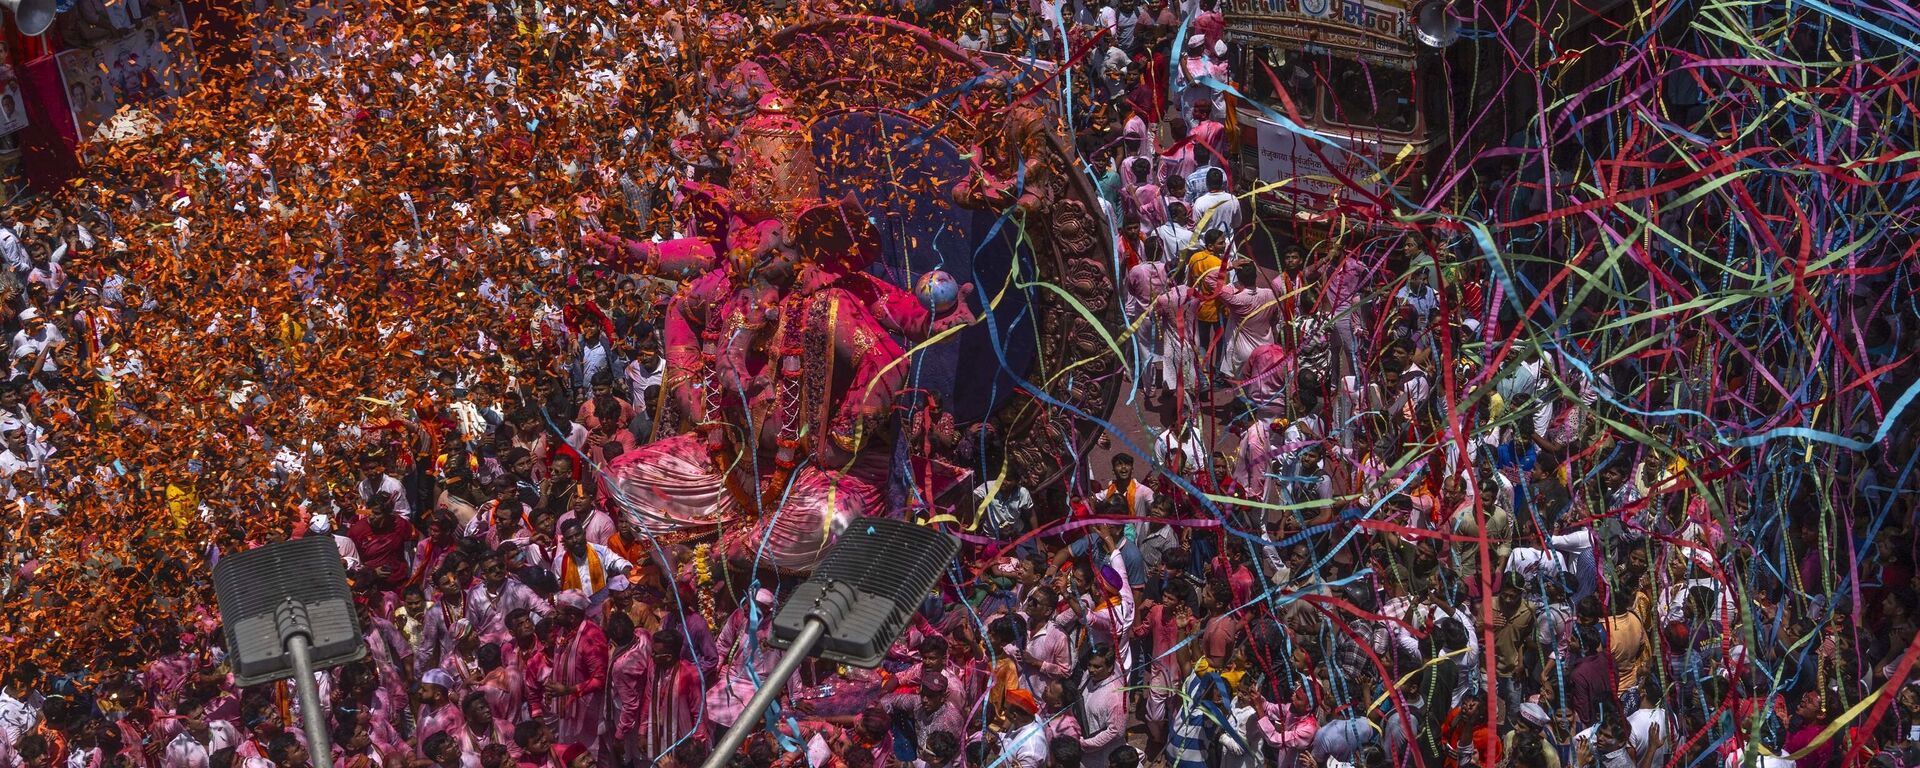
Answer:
[
  {"left": 794, "top": 195, "right": 880, "bottom": 274},
  {"left": 679, "top": 182, "right": 735, "bottom": 252}
]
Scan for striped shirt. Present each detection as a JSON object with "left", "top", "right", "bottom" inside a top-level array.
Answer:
[{"left": 1167, "top": 674, "right": 1230, "bottom": 768}]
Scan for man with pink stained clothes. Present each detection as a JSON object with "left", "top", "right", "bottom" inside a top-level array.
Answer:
[
  {"left": 142, "top": 643, "right": 197, "bottom": 716},
  {"left": 542, "top": 591, "right": 609, "bottom": 761},
  {"left": 603, "top": 611, "right": 653, "bottom": 767},
  {"left": 506, "top": 610, "right": 549, "bottom": 722},
  {"left": 644, "top": 628, "right": 707, "bottom": 762},
  {"left": 553, "top": 492, "right": 616, "bottom": 548},
  {"left": 466, "top": 553, "right": 550, "bottom": 645},
  {"left": 705, "top": 589, "right": 783, "bottom": 728},
  {"left": 452, "top": 690, "right": 517, "bottom": 768},
  {"left": 472, "top": 643, "right": 523, "bottom": 723},
  {"left": 355, "top": 599, "right": 415, "bottom": 717},
  {"left": 1018, "top": 587, "right": 1077, "bottom": 696},
  {"left": 416, "top": 569, "right": 471, "bottom": 674},
  {"left": 884, "top": 634, "right": 969, "bottom": 717},
  {"left": 414, "top": 669, "right": 467, "bottom": 757},
  {"left": 225, "top": 698, "right": 286, "bottom": 768}
]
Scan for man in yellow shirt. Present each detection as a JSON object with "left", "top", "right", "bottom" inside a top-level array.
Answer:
[{"left": 1187, "top": 228, "right": 1227, "bottom": 388}]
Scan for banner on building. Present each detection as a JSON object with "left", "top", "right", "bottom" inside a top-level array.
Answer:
[{"left": 56, "top": 6, "right": 198, "bottom": 142}]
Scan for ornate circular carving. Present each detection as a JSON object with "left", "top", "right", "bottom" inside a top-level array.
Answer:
[{"left": 1051, "top": 199, "right": 1099, "bottom": 255}]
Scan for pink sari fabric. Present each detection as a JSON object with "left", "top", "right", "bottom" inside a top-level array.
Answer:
[
  {"left": 601, "top": 434, "right": 740, "bottom": 532},
  {"left": 601, "top": 435, "right": 881, "bottom": 571},
  {"left": 737, "top": 463, "right": 881, "bottom": 571}
]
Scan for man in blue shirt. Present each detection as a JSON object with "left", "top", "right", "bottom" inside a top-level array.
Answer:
[{"left": 1059, "top": 496, "right": 1147, "bottom": 590}]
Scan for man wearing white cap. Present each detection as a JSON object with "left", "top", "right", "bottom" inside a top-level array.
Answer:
[
  {"left": 8, "top": 308, "right": 63, "bottom": 384},
  {"left": 415, "top": 668, "right": 466, "bottom": 754},
  {"left": 706, "top": 588, "right": 784, "bottom": 728},
  {"left": 307, "top": 514, "right": 362, "bottom": 572},
  {"left": 715, "top": 587, "right": 779, "bottom": 677},
  {"left": 602, "top": 575, "right": 651, "bottom": 630}
]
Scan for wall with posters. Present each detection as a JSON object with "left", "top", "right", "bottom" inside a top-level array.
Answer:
[
  {"left": 54, "top": 2, "right": 198, "bottom": 144},
  {"left": 0, "top": 35, "right": 23, "bottom": 198}
]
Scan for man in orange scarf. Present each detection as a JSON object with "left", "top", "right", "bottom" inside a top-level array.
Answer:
[{"left": 549, "top": 520, "right": 633, "bottom": 615}]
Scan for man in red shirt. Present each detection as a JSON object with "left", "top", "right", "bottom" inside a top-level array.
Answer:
[
  {"left": 347, "top": 492, "right": 416, "bottom": 594},
  {"left": 1199, "top": 580, "right": 1244, "bottom": 670},
  {"left": 1186, "top": 450, "right": 1248, "bottom": 569}
]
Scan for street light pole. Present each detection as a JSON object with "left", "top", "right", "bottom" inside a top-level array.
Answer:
[
  {"left": 275, "top": 600, "right": 334, "bottom": 768},
  {"left": 693, "top": 519, "right": 958, "bottom": 767},
  {"left": 284, "top": 633, "right": 334, "bottom": 768},
  {"left": 212, "top": 536, "right": 367, "bottom": 768},
  {"left": 700, "top": 619, "right": 827, "bottom": 768}
]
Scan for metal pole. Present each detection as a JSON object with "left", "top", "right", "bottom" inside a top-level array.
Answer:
[
  {"left": 286, "top": 634, "right": 335, "bottom": 768},
  {"left": 699, "top": 618, "right": 828, "bottom": 768}
]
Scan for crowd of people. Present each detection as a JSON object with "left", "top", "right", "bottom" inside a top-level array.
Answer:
[{"left": 0, "top": 0, "right": 1910, "bottom": 766}]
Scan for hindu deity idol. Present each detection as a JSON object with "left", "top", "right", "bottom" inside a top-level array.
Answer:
[{"left": 585, "top": 70, "right": 972, "bottom": 571}]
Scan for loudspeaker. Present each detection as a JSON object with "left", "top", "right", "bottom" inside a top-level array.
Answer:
[
  {"left": 1414, "top": 0, "right": 1461, "bottom": 48},
  {"left": 4, "top": 0, "right": 54, "bottom": 38}
]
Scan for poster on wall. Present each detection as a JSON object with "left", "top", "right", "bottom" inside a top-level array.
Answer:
[
  {"left": 56, "top": 7, "right": 200, "bottom": 143},
  {"left": 0, "top": 82, "right": 28, "bottom": 136}
]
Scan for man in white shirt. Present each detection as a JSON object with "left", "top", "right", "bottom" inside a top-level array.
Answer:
[
  {"left": 624, "top": 343, "right": 665, "bottom": 419},
  {"left": 572, "top": 322, "right": 615, "bottom": 393},
  {"left": 0, "top": 670, "right": 39, "bottom": 747},
  {"left": 0, "top": 424, "right": 48, "bottom": 481},
  {"left": 0, "top": 225, "right": 26, "bottom": 275},
  {"left": 1546, "top": 523, "right": 1600, "bottom": 600},
  {"left": 1091, "top": 454, "right": 1155, "bottom": 518},
  {"left": 1078, "top": 560, "right": 1138, "bottom": 672},
  {"left": 976, "top": 477, "right": 1035, "bottom": 542},
  {"left": 1020, "top": 589, "right": 1076, "bottom": 695},
  {"left": 356, "top": 456, "right": 412, "bottom": 519},
  {"left": 307, "top": 514, "right": 362, "bottom": 571},
  {"left": 162, "top": 700, "right": 242, "bottom": 768},
  {"left": 1191, "top": 167, "right": 1241, "bottom": 239},
  {"left": 1627, "top": 684, "right": 1676, "bottom": 768},
  {"left": 995, "top": 690, "right": 1050, "bottom": 767},
  {"left": 1034, "top": 0, "right": 1065, "bottom": 45},
  {"left": 1078, "top": 648, "right": 1129, "bottom": 768},
  {"left": 8, "top": 308, "right": 62, "bottom": 381},
  {"left": 1503, "top": 545, "right": 1571, "bottom": 584},
  {"left": 1151, "top": 202, "right": 1195, "bottom": 265},
  {"left": 1153, "top": 421, "right": 1206, "bottom": 471},
  {"left": 549, "top": 519, "right": 632, "bottom": 608},
  {"left": 1124, "top": 247, "right": 1169, "bottom": 390}
]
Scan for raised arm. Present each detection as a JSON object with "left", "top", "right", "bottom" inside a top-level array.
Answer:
[
  {"left": 816, "top": 289, "right": 911, "bottom": 462},
  {"left": 583, "top": 232, "right": 720, "bottom": 279},
  {"left": 661, "top": 271, "right": 731, "bottom": 426}
]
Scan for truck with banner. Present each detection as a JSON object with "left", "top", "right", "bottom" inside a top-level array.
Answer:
[{"left": 1225, "top": 0, "right": 1433, "bottom": 225}]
